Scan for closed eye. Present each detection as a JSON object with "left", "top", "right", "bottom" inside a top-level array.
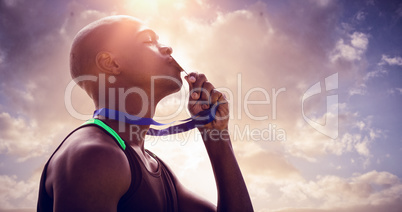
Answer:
[
  {"left": 142, "top": 33, "right": 158, "bottom": 44},
  {"left": 144, "top": 40, "right": 155, "bottom": 44},
  {"left": 143, "top": 37, "right": 155, "bottom": 43}
]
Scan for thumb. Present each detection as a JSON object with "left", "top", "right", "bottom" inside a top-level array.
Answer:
[{"left": 185, "top": 75, "right": 196, "bottom": 92}]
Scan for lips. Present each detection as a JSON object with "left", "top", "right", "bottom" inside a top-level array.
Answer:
[{"left": 169, "top": 56, "right": 184, "bottom": 72}]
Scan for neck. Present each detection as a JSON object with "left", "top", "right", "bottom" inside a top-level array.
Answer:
[
  {"left": 96, "top": 89, "right": 159, "bottom": 118},
  {"left": 94, "top": 89, "right": 162, "bottom": 149}
]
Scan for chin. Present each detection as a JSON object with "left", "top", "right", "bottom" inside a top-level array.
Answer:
[
  {"left": 167, "top": 78, "right": 183, "bottom": 94},
  {"left": 153, "top": 75, "right": 183, "bottom": 97}
]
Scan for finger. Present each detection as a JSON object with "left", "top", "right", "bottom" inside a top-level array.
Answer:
[
  {"left": 184, "top": 73, "right": 197, "bottom": 84},
  {"left": 187, "top": 73, "right": 201, "bottom": 108},
  {"left": 199, "top": 81, "right": 215, "bottom": 110},
  {"left": 210, "top": 89, "right": 222, "bottom": 106},
  {"left": 214, "top": 92, "right": 228, "bottom": 106},
  {"left": 216, "top": 104, "right": 229, "bottom": 121},
  {"left": 184, "top": 72, "right": 197, "bottom": 95},
  {"left": 214, "top": 94, "right": 229, "bottom": 121},
  {"left": 190, "top": 73, "right": 207, "bottom": 100}
]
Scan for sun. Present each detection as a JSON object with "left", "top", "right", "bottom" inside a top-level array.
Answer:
[{"left": 124, "top": 0, "right": 188, "bottom": 15}]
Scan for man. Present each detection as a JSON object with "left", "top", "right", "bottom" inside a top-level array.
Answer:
[{"left": 38, "top": 15, "right": 253, "bottom": 212}]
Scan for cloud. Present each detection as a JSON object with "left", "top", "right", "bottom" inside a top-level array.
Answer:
[
  {"left": 355, "top": 11, "right": 367, "bottom": 21},
  {"left": 309, "top": 0, "right": 333, "bottom": 8},
  {"left": 0, "top": 174, "right": 39, "bottom": 210},
  {"left": 387, "top": 87, "right": 402, "bottom": 95},
  {"left": 0, "top": 210, "right": 34, "bottom": 212},
  {"left": 350, "top": 32, "right": 369, "bottom": 50},
  {"left": 0, "top": 49, "right": 5, "bottom": 65},
  {"left": 237, "top": 142, "right": 302, "bottom": 181},
  {"left": 0, "top": 113, "right": 50, "bottom": 161},
  {"left": 363, "top": 68, "right": 388, "bottom": 81},
  {"left": 348, "top": 83, "right": 367, "bottom": 96},
  {"left": 276, "top": 170, "right": 402, "bottom": 212},
  {"left": 397, "top": 3, "right": 402, "bottom": 18},
  {"left": 378, "top": 55, "right": 402, "bottom": 66},
  {"left": 284, "top": 111, "right": 383, "bottom": 164},
  {"left": 274, "top": 201, "right": 402, "bottom": 212},
  {"left": 354, "top": 137, "right": 370, "bottom": 157},
  {"left": 349, "top": 54, "right": 402, "bottom": 97},
  {"left": 330, "top": 32, "right": 369, "bottom": 62}
]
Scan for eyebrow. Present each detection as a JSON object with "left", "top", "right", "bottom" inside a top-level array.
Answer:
[{"left": 137, "top": 29, "right": 159, "bottom": 41}]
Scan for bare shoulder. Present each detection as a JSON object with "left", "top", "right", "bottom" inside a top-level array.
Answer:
[{"left": 45, "top": 126, "right": 131, "bottom": 211}]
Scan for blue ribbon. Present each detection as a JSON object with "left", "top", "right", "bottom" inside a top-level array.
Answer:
[{"left": 93, "top": 104, "right": 219, "bottom": 136}]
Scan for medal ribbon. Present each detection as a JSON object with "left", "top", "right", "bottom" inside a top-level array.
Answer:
[{"left": 93, "top": 104, "right": 219, "bottom": 136}]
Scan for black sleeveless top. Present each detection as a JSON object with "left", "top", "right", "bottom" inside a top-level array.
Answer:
[{"left": 37, "top": 120, "right": 179, "bottom": 212}]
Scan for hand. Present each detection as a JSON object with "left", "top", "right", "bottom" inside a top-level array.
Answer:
[
  {"left": 185, "top": 72, "right": 229, "bottom": 131},
  {"left": 185, "top": 74, "right": 253, "bottom": 212}
]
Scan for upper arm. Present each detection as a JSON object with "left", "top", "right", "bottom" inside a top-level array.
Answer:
[
  {"left": 163, "top": 161, "right": 216, "bottom": 212},
  {"left": 51, "top": 140, "right": 130, "bottom": 212}
]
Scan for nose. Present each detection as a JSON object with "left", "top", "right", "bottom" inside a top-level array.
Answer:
[{"left": 160, "top": 45, "right": 173, "bottom": 55}]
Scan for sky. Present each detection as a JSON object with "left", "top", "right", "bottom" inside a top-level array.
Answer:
[{"left": 0, "top": 0, "right": 402, "bottom": 211}]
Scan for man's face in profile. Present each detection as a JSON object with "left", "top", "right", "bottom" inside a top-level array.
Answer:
[
  {"left": 109, "top": 19, "right": 183, "bottom": 93},
  {"left": 69, "top": 15, "right": 185, "bottom": 113}
]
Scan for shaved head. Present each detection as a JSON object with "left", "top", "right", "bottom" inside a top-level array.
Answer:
[
  {"left": 69, "top": 15, "right": 182, "bottom": 109},
  {"left": 70, "top": 15, "right": 142, "bottom": 90}
]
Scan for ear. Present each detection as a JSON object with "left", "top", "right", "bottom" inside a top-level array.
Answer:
[{"left": 95, "top": 51, "right": 120, "bottom": 75}]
